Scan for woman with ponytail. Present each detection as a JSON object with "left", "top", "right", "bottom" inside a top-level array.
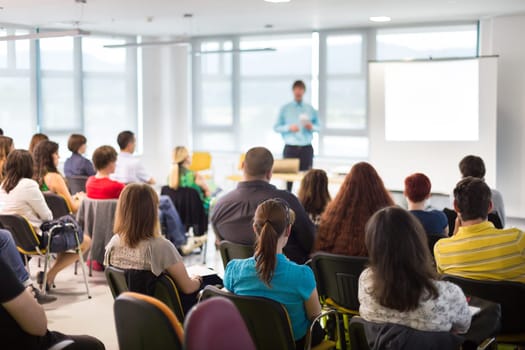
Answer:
[{"left": 224, "top": 198, "right": 323, "bottom": 349}]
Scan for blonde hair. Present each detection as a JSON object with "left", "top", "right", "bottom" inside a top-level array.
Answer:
[
  {"left": 113, "top": 184, "right": 160, "bottom": 248},
  {"left": 169, "top": 146, "right": 190, "bottom": 189}
]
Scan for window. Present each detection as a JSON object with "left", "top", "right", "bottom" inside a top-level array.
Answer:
[{"left": 376, "top": 24, "right": 478, "bottom": 60}]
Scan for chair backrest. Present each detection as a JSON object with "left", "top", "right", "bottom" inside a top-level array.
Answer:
[
  {"left": 104, "top": 266, "right": 129, "bottom": 298},
  {"left": 154, "top": 273, "right": 185, "bottom": 322},
  {"left": 349, "top": 316, "right": 464, "bottom": 350},
  {"left": 200, "top": 285, "right": 296, "bottom": 350},
  {"left": 219, "top": 241, "right": 255, "bottom": 268},
  {"left": 160, "top": 186, "right": 207, "bottom": 235},
  {"left": 0, "top": 215, "right": 42, "bottom": 254},
  {"left": 66, "top": 175, "right": 88, "bottom": 194},
  {"left": 44, "top": 192, "right": 72, "bottom": 219},
  {"left": 185, "top": 297, "right": 256, "bottom": 350},
  {"left": 426, "top": 234, "right": 445, "bottom": 257},
  {"left": 114, "top": 292, "right": 184, "bottom": 350},
  {"left": 442, "top": 275, "right": 525, "bottom": 334},
  {"left": 188, "top": 152, "right": 212, "bottom": 172},
  {"left": 443, "top": 208, "right": 503, "bottom": 233},
  {"left": 310, "top": 252, "right": 368, "bottom": 312}
]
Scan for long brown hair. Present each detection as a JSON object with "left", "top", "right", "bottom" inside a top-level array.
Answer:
[
  {"left": 314, "top": 162, "right": 394, "bottom": 256},
  {"left": 33, "top": 140, "right": 59, "bottom": 187},
  {"left": 28, "top": 133, "right": 49, "bottom": 154},
  {"left": 365, "top": 206, "right": 439, "bottom": 311},
  {"left": 114, "top": 184, "right": 160, "bottom": 248},
  {"left": 298, "top": 169, "right": 331, "bottom": 217},
  {"left": 2, "top": 150, "right": 34, "bottom": 194},
  {"left": 0, "top": 136, "right": 14, "bottom": 181},
  {"left": 253, "top": 198, "right": 296, "bottom": 286}
]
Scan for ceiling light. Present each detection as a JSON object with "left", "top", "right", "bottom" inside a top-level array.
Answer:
[
  {"left": 264, "top": 0, "right": 291, "bottom": 3},
  {"left": 0, "top": 29, "right": 89, "bottom": 41},
  {"left": 369, "top": 16, "right": 391, "bottom": 23}
]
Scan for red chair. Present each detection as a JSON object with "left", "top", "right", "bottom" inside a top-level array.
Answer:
[{"left": 184, "top": 297, "right": 256, "bottom": 350}]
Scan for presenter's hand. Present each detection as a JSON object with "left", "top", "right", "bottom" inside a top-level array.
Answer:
[
  {"left": 304, "top": 122, "right": 313, "bottom": 131},
  {"left": 289, "top": 124, "right": 300, "bottom": 132}
]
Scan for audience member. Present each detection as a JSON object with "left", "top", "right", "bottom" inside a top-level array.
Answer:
[
  {"left": 33, "top": 141, "right": 85, "bottom": 213},
  {"left": 314, "top": 162, "right": 393, "bottom": 256},
  {"left": 112, "top": 130, "right": 155, "bottom": 184},
  {"left": 169, "top": 146, "right": 211, "bottom": 212},
  {"left": 359, "top": 206, "right": 471, "bottom": 333},
  {"left": 211, "top": 147, "right": 315, "bottom": 264},
  {"left": 0, "top": 128, "right": 3, "bottom": 135},
  {"left": 28, "top": 133, "right": 48, "bottom": 154},
  {"left": 224, "top": 198, "right": 323, "bottom": 348},
  {"left": 0, "top": 229, "right": 56, "bottom": 304},
  {"left": 0, "top": 135, "right": 14, "bottom": 181},
  {"left": 435, "top": 177, "right": 525, "bottom": 283},
  {"left": 86, "top": 145, "right": 125, "bottom": 200},
  {"left": 456, "top": 155, "right": 506, "bottom": 227},
  {"left": 404, "top": 173, "right": 448, "bottom": 235},
  {"left": 64, "top": 134, "right": 96, "bottom": 178},
  {"left": 0, "top": 150, "right": 91, "bottom": 291},
  {"left": 297, "top": 169, "right": 331, "bottom": 228},
  {"left": 104, "top": 184, "right": 205, "bottom": 312},
  {"left": 0, "top": 256, "right": 105, "bottom": 349}
]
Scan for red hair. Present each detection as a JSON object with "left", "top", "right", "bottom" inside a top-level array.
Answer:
[
  {"left": 314, "top": 162, "right": 394, "bottom": 257},
  {"left": 404, "top": 173, "right": 431, "bottom": 203}
]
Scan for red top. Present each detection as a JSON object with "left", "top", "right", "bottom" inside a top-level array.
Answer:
[{"left": 86, "top": 176, "right": 125, "bottom": 200}]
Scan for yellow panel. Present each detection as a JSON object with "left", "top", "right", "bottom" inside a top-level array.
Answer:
[{"left": 188, "top": 152, "right": 212, "bottom": 172}]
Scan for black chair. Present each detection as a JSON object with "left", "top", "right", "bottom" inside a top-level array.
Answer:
[
  {"left": 114, "top": 292, "right": 184, "bottom": 350},
  {"left": 310, "top": 252, "right": 368, "bottom": 314},
  {"left": 218, "top": 240, "right": 254, "bottom": 268},
  {"left": 443, "top": 209, "right": 503, "bottom": 233},
  {"left": 426, "top": 234, "right": 445, "bottom": 257},
  {"left": 443, "top": 275, "right": 525, "bottom": 345},
  {"left": 105, "top": 266, "right": 128, "bottom": 298},
  {"left": 44, "top": 192, "right": 72, "bottom": 219},
  {"left": 67, "top": 176, "right": 88, "bottom": 195},
  {"left": 161, "top": 186, "right": 208, "bottom": 236},
  {"left": 199, "top": 285, "right": 339, "bottom": 350}
]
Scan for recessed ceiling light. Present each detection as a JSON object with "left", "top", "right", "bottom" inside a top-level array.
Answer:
[
  {"left": 369, "top": 16, "right": 392, "bottom": 23},
  {"left": 264, "top": 0, "right": 291, "bottom": 3}
]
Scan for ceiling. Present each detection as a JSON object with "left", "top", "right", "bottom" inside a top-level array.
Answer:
[{"left": 0, "top": 0, "right": 524, "bottom": 37}]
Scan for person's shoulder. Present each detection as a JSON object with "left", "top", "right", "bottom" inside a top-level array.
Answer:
[
  {"left": 18, "top": 177, "right": 39, "bottom": 189},
  {"left": 226, "top": 257, "right": 255, "bottom": 274},
  {"left": 436, "top": 279, "right": 465, "bottom": 298},
  {"left": 107, "top": 234, "right": 121, "bottom": 247}
]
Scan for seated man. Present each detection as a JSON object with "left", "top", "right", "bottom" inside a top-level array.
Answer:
[
  {"left": 435, "top": 177, "right": 525, "bottom": 283},
  {"left": 112, "top": 130, "right": 155, "bottom": 185},
  {"left": 404, "top": 173, "right": 448, "bottom": 236},
  {"left": 454, "top": 155, "right": 506, "bottom": 227},
  {"left": 211, "top": 147, "right": 315, "bottom": 264}
]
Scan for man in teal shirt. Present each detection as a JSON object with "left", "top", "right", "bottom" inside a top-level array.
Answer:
[{"left": 274, "top": 80, "right": 320, "bottom": 191}]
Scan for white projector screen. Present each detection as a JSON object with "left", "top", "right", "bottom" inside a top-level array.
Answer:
[
  {"left": 385, "top": 60, "right": 479, "bottom": 141},
  {"left": 369, "top": 57, "right": 498, "bottom": 194}
]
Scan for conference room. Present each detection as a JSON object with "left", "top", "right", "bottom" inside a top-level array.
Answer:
[{"left": 0, "top": 0, "right": 524, "bottom": 349}]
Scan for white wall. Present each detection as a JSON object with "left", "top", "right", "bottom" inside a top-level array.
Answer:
[
  {"left": 141, "top": 44, "right": 191, "bottom": 187},
  {"left": 480, "top": 15, "right": 525, "bottom": 218}
]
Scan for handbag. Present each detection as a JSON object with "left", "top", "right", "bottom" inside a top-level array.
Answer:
[{"left": 40, "top": 215, "right": 84, "bottom": 253}]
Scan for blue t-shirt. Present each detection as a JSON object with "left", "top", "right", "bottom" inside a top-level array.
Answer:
[
  {"left": 224, "top": 254, "right": 316, "bottom": 340},
  {"left": 410, "top": 210, "right": 448, "bottom": 235}
]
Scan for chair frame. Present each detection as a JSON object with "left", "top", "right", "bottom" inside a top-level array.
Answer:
[
  {"left": 0, "top": 214, "right": 91, "bottom": 298},
  {"left": 199, "top": 285, "right": 340, "bottom": 350},
  {"left": 218, "top": 240, "right": 255, "bottom": 268}
]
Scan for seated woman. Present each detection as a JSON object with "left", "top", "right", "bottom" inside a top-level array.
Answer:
[
  {"left": 0, "top": 135, "right": 14, "bottom": 181},
  {"left": 0, "top": 150, "right": 91, "bottom": 290},
  {"left": 86, "top": 145, "right": 125, "bottom": 200},
  {"left": 28, "top": 133, "right": 48, "bottom": 154},
  {"left": 359, "top": 206, "right": 471, "bottom": 333},
  {"left": 169, "top": 146, "right": 211, "bottom": 212},
  {"left": 314, "top": 162, "right": 394, "bottom": 256},
  {"left": 404, "top": 173, "right": 448, "bottom": 236},
  {"left": 63, "top": 134, "right": 96, "bottom": 178},
  {"left": 33, "top": 140, "right": 85, "bottom": 213},
  {"left": 0, "top": 256, "right": 105, "bottom": 350},
  {"left": 298, "top": 169, "right": 331, "bottom": 228},
  {"left": 224, "top": 198, "right": 323, "bottom": 349},
  {"left": 104, "top": 184, "right": 207, "bottom": 313}
]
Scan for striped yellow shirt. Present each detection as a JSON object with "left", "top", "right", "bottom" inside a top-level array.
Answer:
[{"left": 434, "top": 221, "right": 525, "bottom": 283}]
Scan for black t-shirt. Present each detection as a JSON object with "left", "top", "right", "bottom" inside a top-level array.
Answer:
[{"left": 0, "top": 257, "right": 42, "bottom": 349}]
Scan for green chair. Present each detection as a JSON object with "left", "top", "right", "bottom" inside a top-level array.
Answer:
[
  {"left": 104, "top": 266, "right": 128, "bottom": 298},
  {"left": 218, "top": 240, "right": 254, "bottom": 268},
  {"left": 199, "top": 285, "right": 339, "bottom": 350},
  {"left": 153, "top": 273, "right": 185, "bottom": 322},
  {"left": 114, "top": 291, "right": 184, "bottom": 350}
]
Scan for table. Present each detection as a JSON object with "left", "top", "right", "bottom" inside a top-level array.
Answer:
[{"left": 226, "top": 172, "right": 346, "bottom": 184}]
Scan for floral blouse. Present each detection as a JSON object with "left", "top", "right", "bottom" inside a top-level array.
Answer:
[{"left": 358, "top": 268, "right": 472, "bottom": 333}]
